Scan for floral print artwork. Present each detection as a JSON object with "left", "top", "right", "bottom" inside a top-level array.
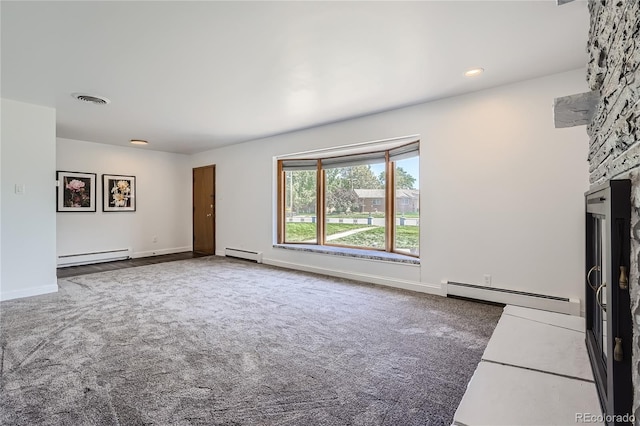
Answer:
[
  {"left": 102, "top": 174, "right": 136, "bottom": 211},
  {"left": 110, "top": 179, "right": 132, "bottom": 208},
  {"left": 64, "top": 178, "right": 92, "bottom": 207},
  {"left": 57, "top": 171, "right": 97, "bottom": 212}
]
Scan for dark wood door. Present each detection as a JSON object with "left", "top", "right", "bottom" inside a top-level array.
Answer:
[{"left": 193, "top": 165, "right": 215, "bottom": 255}]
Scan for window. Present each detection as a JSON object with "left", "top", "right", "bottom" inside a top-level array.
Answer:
[
  {"left": 325, "top": 159, "right": 385, "bottom": 249},
  {"left": 283, "top": 166, "right": 317, "bottom": 243},
  {"left": 393, "top": 153, "right": 419, "bottom": 255},
  {"left": 278, "top": 141, "right": 419, "bottom": 257}
]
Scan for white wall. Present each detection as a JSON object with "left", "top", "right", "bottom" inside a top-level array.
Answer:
[
  {"left": 0, "top": 100, "right": 3, "bottom": 293},
  {"left": 1, "top": 99, "right": 57, "bottom": 301},
  {"left": 56, "top": 138, "right": 192, "bottom": 260},
  {"left": 192, "top": 69, "right": 589, "bottom": 305}
]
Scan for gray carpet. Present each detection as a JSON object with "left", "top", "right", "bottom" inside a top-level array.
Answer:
[{"left": 0, "top": 257, "right": 502, "bottom": 425}]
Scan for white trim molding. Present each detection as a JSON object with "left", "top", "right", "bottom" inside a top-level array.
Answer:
[
  {"left": 0, "top": 283, "right": 58, "bottom": 302},
  {"left": 132, "top": 246, "right": 193, "bottom": 259},
  {"left": 263, "top": 257, "right": 442, "bottom": 296},
  {"left": 443, "top": 280, "right": 581, "bottom": 316}
]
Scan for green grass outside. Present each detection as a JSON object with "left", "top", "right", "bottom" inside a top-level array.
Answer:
[
  {"left": 330, "top": 226, "right": 385, "bottom": 248},
  {"left": 331, "top": 226, "right": 419, "bottom": 250},
  {"left": 328, "top": 213, "right": 385, "bottom": 218},
  {"left": 285, "top": 223, "right": 372, "bottom": 242},
  {"left": 284, "top": 223, "right": 316, "bottom": 241},
  {"left": 285, "top": 223, "right": 419, "bottom": 251},
  {"left": 395, "top": 226, "right": 420, "bottom": 249},
  {"left": 291, "top": 212, "right": 418, "bottom": 218},
  {"left": 395, "top": 213, "right": 419, "bottom": 218}
]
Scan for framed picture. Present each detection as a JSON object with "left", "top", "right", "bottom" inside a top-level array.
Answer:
[
  {"left": 103, "top": 174, "right": 136, "bottom": 212},
  {"left": 57, "top": 171, "right": 97, "bottom": 212}
]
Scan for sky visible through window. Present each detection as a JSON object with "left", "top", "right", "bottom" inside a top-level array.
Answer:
[
  {"left": 280, "top": 144, "right": 419, "bottom": 255},
  {"left": 370, "top": 156, "right": 419, "bottom": 189}
]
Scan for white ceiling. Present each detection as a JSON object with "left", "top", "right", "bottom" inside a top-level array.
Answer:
[{"left": 1, "top": 1, "right": 589, "bottom": 154}]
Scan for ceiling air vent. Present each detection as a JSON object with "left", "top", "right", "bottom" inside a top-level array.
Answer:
[{"left": 72, "top": 93, "right": 111, "bottom": 105}]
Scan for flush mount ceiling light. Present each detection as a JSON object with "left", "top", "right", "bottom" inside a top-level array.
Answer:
[
  {"left": 71, "top": 93, "right": 111, "bottom": 105},
  {"left": 130, "top": 139, "right": 149, "bottom": 145},
  {"left": 464, "top": 67, "right": 484, "bottom": 77}
]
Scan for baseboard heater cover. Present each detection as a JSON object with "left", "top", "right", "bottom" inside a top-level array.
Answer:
[
  {"left": 445, "top": 280, "right": 580, "bottom": 316},
  {"left": 57, "top": 248, "right": 132, "bottom": 267},
  {"left": 224, "top": 248, "right": 263, "bottom": 263}
]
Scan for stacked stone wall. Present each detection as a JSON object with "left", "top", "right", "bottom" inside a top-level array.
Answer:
[{"left": 587, "top": 0, "right": 640, "bottom": 420}]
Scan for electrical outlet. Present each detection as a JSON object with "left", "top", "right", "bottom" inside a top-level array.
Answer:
[
  {"left": 152, "top": 236, "right": 158, "bottom": 243},
  {"left": 483, "top": 274, "right": 492, "bottom": 287}
]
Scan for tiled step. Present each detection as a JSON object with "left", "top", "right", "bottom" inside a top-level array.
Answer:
[
  {"left": 453, "top": 306, "right": 603, "bottom": 426},
  {"left": 482, "top": 309, "right": 593, "bottom": 381}
]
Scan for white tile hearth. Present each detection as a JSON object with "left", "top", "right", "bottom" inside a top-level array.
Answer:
[
  {"left": 503, "top": 305, "right": 585, "bottom": 332},
  {"left": 454, "top": 305, "right": 603, "bottom": 426},
  {"left": 453, "top": 362, "right": 602, "bottom": 426},
  {"left": 482, "top": 312, "right": 593, "bottom": 381}
]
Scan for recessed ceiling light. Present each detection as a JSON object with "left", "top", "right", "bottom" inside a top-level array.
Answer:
[
  {"left": 464, "top": 68, "right": 484, "bottom": 77},
  {"left": 130, "top": 139, "right": 148, "bottom": 145},
  {"left": 71, "top": 93, "right": 111, "bottom": 105}
]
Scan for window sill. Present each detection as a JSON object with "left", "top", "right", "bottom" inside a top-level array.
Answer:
[{"left": 273, "top": 244, "right": 420, "bottom": 265}]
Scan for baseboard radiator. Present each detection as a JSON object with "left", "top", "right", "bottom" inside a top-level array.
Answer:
[
  {"left": 445, "top": 280, "right": 580, "bottom": 316},
  {"left": 57, "top": 248, "right": 133, "bottom": 268},
  {"left": 224, "top": 248, "right": 263, "bottom": 263}
]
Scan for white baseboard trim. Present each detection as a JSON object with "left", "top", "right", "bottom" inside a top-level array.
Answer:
[
  {"left": 263, "top": 257, "right": 443, "bottom": 296},
  {"left": 0, "top": 283, "right": 58, "bottom": 302},
  {"left": 444, "top": 280, "right": 581, "bottom": 316},
  {"left": 215, "top": 249, "right": 226, "bottom": 257},
  {"left": 132, "top": 246, "right": 192, "bottom": 259},
  {"left": 57, "top": 248, "right": 133, "bottom": 267}
]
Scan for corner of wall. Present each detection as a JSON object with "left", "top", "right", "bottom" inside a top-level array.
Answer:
[{"left": 1, "top": 98, "right": 57, "bottom": 300}]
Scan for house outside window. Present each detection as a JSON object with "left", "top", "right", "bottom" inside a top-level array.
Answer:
[{"left": 278, "top": 140, "right": 419, "bottom": 256}]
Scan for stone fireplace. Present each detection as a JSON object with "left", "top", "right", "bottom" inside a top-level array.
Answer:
[{"left": 586, "top": 0, "right": 640, "bottom": 420}]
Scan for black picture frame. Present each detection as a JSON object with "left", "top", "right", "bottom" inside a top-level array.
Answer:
[
  {"left": 102, "top": 174, "right": 136, "bottom": 212},
  {"left": 56, "top": 171, "right": 97, "bottom": 212}
]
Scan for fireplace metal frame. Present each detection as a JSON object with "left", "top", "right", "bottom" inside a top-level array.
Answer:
[{"left": 585, "top": 179, "right": 633, "bottom": 424}]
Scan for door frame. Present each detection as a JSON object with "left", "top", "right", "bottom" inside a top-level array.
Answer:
[{"left": 192, "top": 165, "right": 216, "bottom": 255}]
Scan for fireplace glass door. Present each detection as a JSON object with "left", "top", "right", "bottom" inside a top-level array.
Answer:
[
  {"left": 587, "top": 213, "right": 607, "bottom": 366},
  {"left": 585, "top": 180, "right": 633, "bottom": 425}
]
